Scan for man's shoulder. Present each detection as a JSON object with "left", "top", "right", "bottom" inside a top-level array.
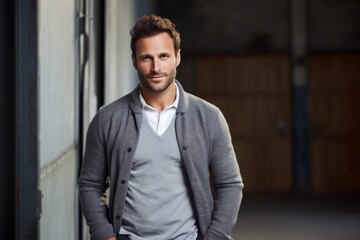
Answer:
[
  {"left": 183, "top": 92, "right": 229, "bottom": 137},
  {"left": 186, "top": 92, "right": 220, "bottom": 114},
  {"left": 97, "top": 93, "right": 132, "bottom": 118}
]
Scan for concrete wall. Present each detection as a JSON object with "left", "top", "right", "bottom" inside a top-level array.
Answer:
[
  {"left": 308, "top": 0, "right": 360, "bottom": 51},
  {"left": 157, "top": 0, "right": 290, "bottom": 53},
  {"left": 38, "top": 0, "right": 78, "bottom": 239},
  {"left": 156, "top": 0, "right": 360, "bottom": 54}
]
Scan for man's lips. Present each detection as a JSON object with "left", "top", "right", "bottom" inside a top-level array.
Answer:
[{"left": 146, "top": 73, "right": 166, "bottom": 79}]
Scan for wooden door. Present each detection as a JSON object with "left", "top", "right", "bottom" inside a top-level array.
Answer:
[
  {"left": 308, "top": 53, "right": 360, "bottom": 193},
  {"left": 195, "top": 54, "right": 293, "bottom": 192}
]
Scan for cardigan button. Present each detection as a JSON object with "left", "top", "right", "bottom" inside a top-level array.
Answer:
[
  {"left": 121, "top": 180, "right": 126, "bottom": 184},
  {"left": 182, "top": 145, "right": 188, "bottom": 150},
  {"left": 116, "top": 215, "right": 120, "bottom": 219},
  {"left": 127, "top": 147, "right": 132, "bottom": 152}
]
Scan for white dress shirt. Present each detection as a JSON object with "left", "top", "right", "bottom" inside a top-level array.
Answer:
[{"left": 139, "top": 84, "right": 179, "bottom": 136}]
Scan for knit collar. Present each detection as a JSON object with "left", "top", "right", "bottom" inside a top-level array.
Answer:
[
  {"left": 130, "top": 80, "right": 188, "bottom": 114},
  {"left": 139, "top": 83, "right": 179, "bottom": 112}
]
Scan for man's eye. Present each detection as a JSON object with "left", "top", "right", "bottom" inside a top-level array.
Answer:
[
  {"left": 141, "top": 56, "right": 151, "bottom": 61},
  {"left": 160, "top": 54, "right": 169, "bottom": 59}
]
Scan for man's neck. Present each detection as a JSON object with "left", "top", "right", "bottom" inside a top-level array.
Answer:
[{"left": 140, "top": 83, "right": 177, "bottom": 112}]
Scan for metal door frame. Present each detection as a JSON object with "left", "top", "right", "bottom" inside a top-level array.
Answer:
[{"left": 15, "top": 0, "right": 40, "bottom": 239}]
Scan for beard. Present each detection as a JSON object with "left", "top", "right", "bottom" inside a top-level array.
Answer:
[{"left": 138, "top": 67, "right": 177, "bottom": 93}]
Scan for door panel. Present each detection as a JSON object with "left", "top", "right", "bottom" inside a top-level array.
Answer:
[
  {"left": 234, "top": 139, "right": 292, "bottom": 192},
  {"left": 308, "top": 53, "right": 360, "bottom": 193},
  {"left": 195, "top": 54, "right": 292, "bottom": 192},
  {"left": 311, "top": 138, "right": 360, "bottom": 192}
]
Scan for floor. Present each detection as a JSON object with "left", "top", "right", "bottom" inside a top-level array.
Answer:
[{"left": 232, "top": 194, "right": 360, "bottom": 240}]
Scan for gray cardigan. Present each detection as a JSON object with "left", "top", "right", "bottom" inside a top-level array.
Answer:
[{"left": 79, "top": 82, "right": 243, "bottom": 240}]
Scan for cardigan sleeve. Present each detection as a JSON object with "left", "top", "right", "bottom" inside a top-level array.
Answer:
[
  {"left": 205, "top": 110, "right": 244, "bottom": 240},
  {"left": 78, "top": 113, "right": 116, "bottom": 240}
]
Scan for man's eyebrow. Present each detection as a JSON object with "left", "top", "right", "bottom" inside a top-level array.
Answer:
[
  {"left": 138, "top": 53, "right": 153, "bottom": 58},
  {"left": 159, "top": 52, "right": 171, "bottom": 56},
  {"left": 139, "top": 52, "right": 172, "bottom": 58}
]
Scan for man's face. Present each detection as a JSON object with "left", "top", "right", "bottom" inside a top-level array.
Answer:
[{"left": 132, "top": 32, "right": 181, "bottom": 94}]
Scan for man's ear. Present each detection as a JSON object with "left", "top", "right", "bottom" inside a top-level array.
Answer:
[
  {"left": 176, "top": 49, "right": 181, "bottom": 67},
  {"left": 132, "top": 54, "right": 138, "bottom": 70}
]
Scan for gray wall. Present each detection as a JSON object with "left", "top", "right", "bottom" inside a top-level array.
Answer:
[
  {"left": 308, "top": 0, "right": 360, "bottom": 51},
  {"left": 38, "top": 0, "right": 78, "bottom": 239},
  {"left": 157, "top": 0, "right": 360, "bottom": 54},
  {"left": 157, "top": 0, "right": 290, "bottom": 54}
]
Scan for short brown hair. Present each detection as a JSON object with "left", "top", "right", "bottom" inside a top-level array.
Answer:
[{"left": 130, "top": 15, "right": 181, "bottom": 54}]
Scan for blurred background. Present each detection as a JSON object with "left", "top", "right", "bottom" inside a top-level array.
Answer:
[{"left": 0, "top": 0, "right": 359, "bottom": 239}]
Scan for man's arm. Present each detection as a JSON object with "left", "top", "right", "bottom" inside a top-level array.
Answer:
[
  {"left": 205, "top": 111, "right": 244, "bottom": 240},
  {"left": 79, "top": 114, "right": 117, "bottom": 240}
]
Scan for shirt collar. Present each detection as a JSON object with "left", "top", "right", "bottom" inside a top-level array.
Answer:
[{"left": 139, "top": 83, "right": 179, "bottom": 111}]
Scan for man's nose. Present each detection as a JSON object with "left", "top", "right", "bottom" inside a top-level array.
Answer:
[{"left": 151, "top": 58, "right": 161, "bottom": 72}]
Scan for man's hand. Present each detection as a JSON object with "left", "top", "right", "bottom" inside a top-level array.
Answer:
[{"left": 106, "top": 237, "right": 116, "bottom": 240}]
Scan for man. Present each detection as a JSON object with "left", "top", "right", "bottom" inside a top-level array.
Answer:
[{"left": 79, "top": 15, "right": 243, "bottom": 240}]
